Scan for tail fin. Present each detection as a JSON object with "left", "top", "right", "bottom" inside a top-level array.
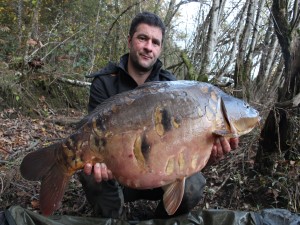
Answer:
[{"left": 20, "top": 143, "right": 72, "bottom": 216}]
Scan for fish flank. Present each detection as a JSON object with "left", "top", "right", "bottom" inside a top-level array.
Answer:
[
  {"left": 92, "top": 117, "right": 103, "bottom": 137},
  {"left": 178, "top": 152, "right": 185, "bottom": 172},
  {"left": 191, "top": 155, "right": 199, "bottom": 170},
  {"left": 161, "top": 108, "right": 172, "bottom": 132},
  {"left": 165, "top": 157, "right": 175, "bottom": 175},
  {"left": 155, "top": 107, "right": 174, "bottom": 136},
  {"left": 171, "top": 116, "right": 181, "bottom": 128},
  {"left": 210, "top": 91, "right": 218, "bottom": 102},
  {"left": 133, "top": 135, "right": 147, "bottom": 170},
  {"left": 141, "top": 134, "right": 151, "bottom": 161},
  {"left": 155, "top": 107, "right": 165, "bottom": 136},
  {"left": 96, "top": 117, "right": 107, "bottom": 131}
]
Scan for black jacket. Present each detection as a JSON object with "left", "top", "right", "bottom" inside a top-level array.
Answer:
[{"left": 86, "top": 54, "right": 177, "bottom": 112}]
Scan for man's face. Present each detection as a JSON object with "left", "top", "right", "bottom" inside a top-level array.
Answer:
[{"left": 128, "top": 23, "right": 163, "bottom": 72}]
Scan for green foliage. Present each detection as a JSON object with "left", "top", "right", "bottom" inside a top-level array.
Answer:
[
  {"left": 0, "top": 70, "right": 89, "bottom": 115},
  {"left": 0, "top": 0, "right": 192, "bottom": 85},
  {"left": 180, "top": 51, "right": 208, "bottom": 81}
]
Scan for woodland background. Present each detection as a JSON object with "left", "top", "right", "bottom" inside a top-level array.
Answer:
[{"left": 0, "top": 0, "right": 299, "bottom": 218}]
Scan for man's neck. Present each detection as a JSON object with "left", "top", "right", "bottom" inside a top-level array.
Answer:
[{"left": 127, "top": 62, "right": 152, "bottom": 86}]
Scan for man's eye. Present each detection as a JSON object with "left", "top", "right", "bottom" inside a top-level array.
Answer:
[{"left": 153, "top": 41, "right": 160, "bottom": 46}]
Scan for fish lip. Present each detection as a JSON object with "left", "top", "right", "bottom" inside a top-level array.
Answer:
[
  {"left": 235, "top": 116, "right": 261, "bottom": 135},
  {"left": 258, "top": 116, "right": 262, "bottom": 123}
]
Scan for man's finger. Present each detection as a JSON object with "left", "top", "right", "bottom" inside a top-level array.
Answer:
[
  {"left": 230, "top": 137, "right": 239, "bottom": 150},
  {"left": 107, "top": 170, "right": 113, "bottom": 180},
  {"left": 83, "top": 163, "right": 93, "bottom": 175},
  {"left": 100, "top": 163, "right": 109, "bottom": 181},
  {"left": 215, "top": 138, "right": 224, "bottom": 157},
  {"left": 93, "top": 163, "right": 102, "bottom": 182},
  {"left": 219, "top": 137, "right": 231, "bottom": 153},
  {"left": 211, "top": 145, "right": 218, "bottom": 158}
]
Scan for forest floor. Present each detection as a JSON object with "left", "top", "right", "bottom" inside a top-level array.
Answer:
[{"left": 0, "top": 107, "right": 299, "bottom": 221}]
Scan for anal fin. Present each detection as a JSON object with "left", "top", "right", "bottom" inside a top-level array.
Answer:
[{"left": 162, "top": 178, "right": 186, "bottom": 215}]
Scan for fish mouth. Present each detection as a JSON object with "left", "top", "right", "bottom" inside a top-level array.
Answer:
[
  {"left": 219, "top": 98, "right": 260, "bottom": 137},
  {"left": 232, "top": 116, "right": 261, "bottom": 136}
]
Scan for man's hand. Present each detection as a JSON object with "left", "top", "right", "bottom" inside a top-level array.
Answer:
[
  {"left": 207, "top": 137, "right": 239, "bottom": 166},
  {"left": 83, "top": 163, "right": 113, "bottom": 183}
]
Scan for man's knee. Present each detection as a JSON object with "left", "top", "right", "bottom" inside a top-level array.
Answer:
[
  {"left": 180, "top": 172, "right": 206, "bottom": 210},
  {"left": 78, "top": 171, "right": 124, "bottom": 218}
]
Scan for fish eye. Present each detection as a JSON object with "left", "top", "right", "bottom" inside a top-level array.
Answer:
[{"left": 243, "top": 103, "right": 250, "bottom": 108}]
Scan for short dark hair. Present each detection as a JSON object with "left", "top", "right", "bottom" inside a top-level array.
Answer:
[{"left": 129, "top": 11, "right": 166, "bottom": 42}]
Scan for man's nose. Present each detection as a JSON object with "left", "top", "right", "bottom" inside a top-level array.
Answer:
[{"left": 143, "top": 40, "right": 153, "bottom": 51}]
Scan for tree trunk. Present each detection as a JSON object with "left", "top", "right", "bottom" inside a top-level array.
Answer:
[
  {"left": 17, "top": 0, "right": 23, "bottom": 46},
  {"left": 199, "top": 0, "right": 221, "bottom": 77},
  {"left": 233, "top": 0, "right": 256, "bottom": 100},
  {"left": 253, "top": 16, "right": 280, "bottom": 103},
  {"left": 216, "top": 4, "right": 248, "bottom": 79},
  {"left": 255, "top": 0, "right": 300, "bottom": 173}
]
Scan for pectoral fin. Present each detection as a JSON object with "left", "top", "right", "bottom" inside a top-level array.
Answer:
[{"left": 162, "top": 178, "right": 186, "bottom": 215}]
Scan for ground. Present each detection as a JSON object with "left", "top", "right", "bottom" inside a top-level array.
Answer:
[{"left": 0, "top": 108, "right": 299, "bottom": 220}]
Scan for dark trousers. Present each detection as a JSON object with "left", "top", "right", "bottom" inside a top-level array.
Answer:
[{"left": 78, "top": 172, "right": 206, "bottom": 219}]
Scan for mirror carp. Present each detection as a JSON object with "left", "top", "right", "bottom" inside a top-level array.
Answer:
[{"left": 20, "top": 80, "right": 260, "bottom": 216}]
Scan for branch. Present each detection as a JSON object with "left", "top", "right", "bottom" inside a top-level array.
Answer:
[
  {"left": 41, "top": 25, "right": 88, "bottom": 61},
  {"left": 166, "top": 61, "right": 184, "bottom": 70},
  {"left": 101, "top": 0, "right": 146, "bottom": 52},
  {"left": 57, "top": 77, "right": 91, "bottom": 87},
  {"left": 275, "top": 92, "right": 300, "bottom": 108}
]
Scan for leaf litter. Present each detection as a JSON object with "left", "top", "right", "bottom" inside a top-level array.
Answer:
[{"left": 0, "top": 108, "right": 299, "bottom": 220}]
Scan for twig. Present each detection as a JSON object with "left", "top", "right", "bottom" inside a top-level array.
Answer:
[
  {"left": 11, "top": 181, "right": 38, "bottom": 191},
  {"left": 27, "top": 43, "right": 49, "bottom": 62},
  {"left": 42, "top": 25, "right": 88, "bottom": 61},
  {"left": 100, "top": 0, "right": 146, "bottom": 53},
  {"left": 0, "top": 176, "right": 3, "bottom": 194},
  {"left": 0, "top": 147, "right": 12, "bottom": 154},
  {"left": 74, "top": 196, "right": 86, "bottom": 212},
  {"left": 57, "top": 77, "right": 91, "bottom": 87},
  {"left": 24, "top": 141, "right": 40, "bottom": 152},
  {"left": 274, "top": 107, "right": 282, "bottom": 155},
  {"left": 214, "top": 174, "right": 231, "bottom": 194},
  {"left": 9, "top": 140, "right": 39, "bottom": 159},
  {"left": 0, "top": 160, "right": 9, "bottom": 164}
]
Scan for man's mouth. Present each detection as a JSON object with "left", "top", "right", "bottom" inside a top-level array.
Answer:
[{"left": 140, "top": 54, "right": 152, "bottom": 60}]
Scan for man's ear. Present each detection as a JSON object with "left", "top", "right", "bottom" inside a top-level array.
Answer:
[{"left": 127, "top": 35, "right": 132, "bottom": 48}]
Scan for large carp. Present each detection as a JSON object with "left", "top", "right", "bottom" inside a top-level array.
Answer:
[{"left": 20, "top": 80, "right": 260, "bottom": 216}]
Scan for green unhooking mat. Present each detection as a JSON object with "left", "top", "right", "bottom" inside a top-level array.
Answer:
[{"left": 1, "top": 206, "right": 300, "bottom": 225}]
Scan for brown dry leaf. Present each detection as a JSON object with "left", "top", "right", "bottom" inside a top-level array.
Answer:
[{"left": 31, "top": 200, "right": 40, "bottom": 209}]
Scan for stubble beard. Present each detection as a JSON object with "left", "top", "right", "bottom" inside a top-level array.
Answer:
[{"left": 130, "top": 52, "right": 156, "bottom": 73}]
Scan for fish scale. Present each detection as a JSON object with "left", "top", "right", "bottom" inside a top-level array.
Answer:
[{"left": 20, "top": 80, "right": 260, "bottom": 216}]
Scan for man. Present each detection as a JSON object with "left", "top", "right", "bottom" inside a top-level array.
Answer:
[{"left": 79, "top": 11, "right": 239, "bottom": 219}]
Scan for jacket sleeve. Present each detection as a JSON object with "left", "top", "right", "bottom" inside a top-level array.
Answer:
[
  {"left": 88, "top": 77, "right": 110, "bottom": 113},
  {"left": 160, "top": 69, "right": 177, "bottom": 81}
]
